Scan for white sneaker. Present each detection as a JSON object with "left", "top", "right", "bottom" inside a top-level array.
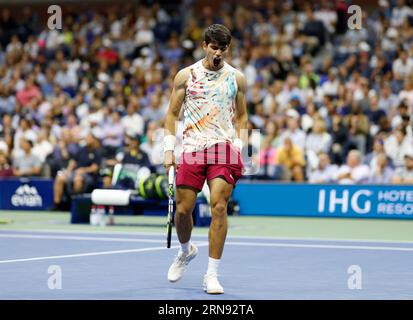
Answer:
[
  {"left": 167, "top": 243, "right": 198, "bottom": 282},
  {"left": 203, "top": 273, "right": 224, "bottom": 294}
]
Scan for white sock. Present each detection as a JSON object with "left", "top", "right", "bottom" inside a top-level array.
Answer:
[
  {"left": 180, "top": 241, "right": 190, "bottom": 254},
  {"left": 206, "top": 257, "right": 220, "bottom": 276}
]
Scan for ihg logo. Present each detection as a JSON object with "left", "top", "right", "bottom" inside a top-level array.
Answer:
[{"left": 318, "top": 189, "right": 373, "bottom": 214}]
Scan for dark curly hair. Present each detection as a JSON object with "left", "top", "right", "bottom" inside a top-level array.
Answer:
[{"left": 203, "top": 24, "right": 231, "bottom": 47}]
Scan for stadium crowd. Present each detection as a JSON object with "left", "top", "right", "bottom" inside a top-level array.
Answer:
[{"left": 1, "top": 0, "right": 413, "bottom": 208}]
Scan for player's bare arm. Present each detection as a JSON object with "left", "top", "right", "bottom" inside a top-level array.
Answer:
[
  {"left": 234, "top": 70, "right": 248, "bottom": 148},
  {"left": 164, "top": 67, "right": 190, "bottom": 172}
]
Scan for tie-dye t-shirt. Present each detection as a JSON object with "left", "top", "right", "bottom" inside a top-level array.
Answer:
[{"left": 182, "top": 59, "right": 238, "bottom": 152}]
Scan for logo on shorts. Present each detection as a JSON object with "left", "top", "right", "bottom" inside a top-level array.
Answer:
[
  {"left": 229, "top": 174, "right": 234, "bottom": 180},
  {"left": 11, "top": 184, "right": 43, "bottom": 207}
]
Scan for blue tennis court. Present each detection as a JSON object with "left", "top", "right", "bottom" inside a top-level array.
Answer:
[{"left": 1, "top": 228, "right": 412, "bottom": 300}]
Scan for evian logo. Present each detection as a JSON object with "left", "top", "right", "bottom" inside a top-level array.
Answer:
[{"left": 11, "top": 184, "right": 42, "bottom": 207}]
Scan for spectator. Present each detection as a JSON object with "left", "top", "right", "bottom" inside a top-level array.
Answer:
[
  {"left": 392, "top": 49, "right": 413, "bottom": 81},
  {"left": 275, "top": 137, "right": 305, "bottom": 181},
  {"left": 279, "top": 108, "right": 306, "bottom": 151},
  {"left": 0, "top": 113, "right": 14, "bottom": 153},
  {"left": 16, "top": 75, "right": 41, "bottom": 107},
  {"left": 102, "top": 110, "right": 124, "bottom": 158},
  {"left": 364, "top": 136, "right": 393, "bottom": 171},
  {"left": 12, "top": 138, "right": 42, "bottom": 177},
  {"left": 13, "top": 117, "right": 37, "bottom": 157},
  {"left": 32, "top": 129, "right": 53, "bottom": 164},
  {"left": 120, "top": 134, "right": 151, "bottom": 168},
  {"left": 391, "top": 151, "right": 413, "bottom": 184},
  {"left": 302, "top": 6, "right": 326, "bottom": 53},
  {"left": 121, "top": 97, "right": 145, "bottom": 137},
  {"left": 0, "top": 151, "right": 13, "bottom": 177},
  {"left": 378, "top": 83, "right": 399, "bottom": 113},
  {"left": 46, "top": 128, "right": 79, "bottom": 178},
  {"left": 368, "top": 152, "right": 394, "bottom": 184},
  {"left": 140, "top": 121, "right": 164, "bottom": 170},
  {"left": 319, "top": 67, "right": 339, "bottom": 97},
  {"left": 305, "top": 118, "right": 332, "bottom": 170},
  {"left": 308, "top": 152, "right": 338, "bottom": 183},
  {"left": 257, "top": 136, "right": 278, "bottom": 179},
  {"left": 384, "top": 126, "right": 413, "bottom": 168},
  {"left": 52, "top": 133, "right": 102, "bottom": 209},
  {"left": 342, "top": 103, "right": 370, "bottom": 155},
  {"left": 102, "top": 134, "right": 151, "bottom": 189},
  {"left": 367, "top": 93, "right": 387, "bottom": 136},
  {"left": 334, "top": 150, "right": 370, "bottom": 184}
]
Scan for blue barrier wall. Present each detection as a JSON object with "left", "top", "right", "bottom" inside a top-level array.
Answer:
[
  {"left": 1, "top": 178, "right": 412, "bottom": 220},
  {"left": 232, "top": 182, "right": 413, "bottom": 219},
  {"left": 0, "top": 178, "right": 54, "bottom": 210}
]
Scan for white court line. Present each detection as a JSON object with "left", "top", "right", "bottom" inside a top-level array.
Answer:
[
  {"left": 0, "top": 246, "right": 177, "bottom": 264},
  {"left": 0, "top": 232, "right": 412, "bottom": 254},
  {"left": 1, "top": 228, "right": 413, "bottom": 245},
  {"left": 0, "top": 234, "right": 166, "bottom": 243},
  {"left": 225, "top": 241, "right": 413, "bottom": 252},
  {"left": 0, "top": 242, "right": 209, "bottom": 265}
]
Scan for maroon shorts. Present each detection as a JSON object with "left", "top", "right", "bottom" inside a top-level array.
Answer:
[{"left": 176, "top": 142, "right": 244, "bottom": 191}]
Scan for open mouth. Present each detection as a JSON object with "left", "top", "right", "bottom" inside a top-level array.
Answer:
[{"left": 213, "top": 58, "right": 221, "bottom": 67}]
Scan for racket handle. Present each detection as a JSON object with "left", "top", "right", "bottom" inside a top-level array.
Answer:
[{"left": 168, "top": 166, "right": 175, "bottom": 185}]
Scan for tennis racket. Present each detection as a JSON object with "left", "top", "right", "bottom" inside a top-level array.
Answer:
[{"left": 166, "top": 166, "right": 175, "bottom": 248}]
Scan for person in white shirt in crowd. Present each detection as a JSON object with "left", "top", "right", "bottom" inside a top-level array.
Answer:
[
  {"left": 140, "top": 120, "right": 164, "bottom": 171},
  {"left": 390, "top": 0, "right": 413, "bottom": 27},
  {"left": 277, "top": 74, "right": 302, "bottom": 110},
  {"left": 101, "top": 110, "right": 124, "bottom": 158},
  {"left": 12, "top": 117, "right": 38, "bottom": 159},
  {"left": 392, "top": 49, "right": 413, "bottom": 81},
  {"left": 398, "top": 78, "right": 413, "bottom": 112},
  {"left": 12, "top": 138, "right": 42, "bottom": 177},
  {"left": 367, "top": 152, "right": 394, "bottom": 184},
  {"left": 121, "top": 96, "right": 145, "bottom": 137},
  {"left": 384, "top": 126, "right": 413, "bottom": 168},
  {"left": 314, "top": 0, "right": 337, "bottom": 37},
  {"left": 279, "top": 108, "right": 306, "bottom": 151},
  {"left": 318, "top": 67, "right": 339, "bottom": 98},
  {"left": 334, "top": 149, "right": 371, "bottom": 184},
  {"left": 32, "top": 129, "right": 53, "bottom": 164},
  {"left": 391, "top": 101, "right": 410, "bottom": 130},
  {"left": 80, "top": 99, "right": 104, "bottom": 130},
  {"left": 54, "top": 62, "right": 78, "bottom": 91},
  {"left": 378, "top": 82, "right": 399, "bottom": 113},
  {"left": 305, "top": 118, "right": 332, "bottom": 171},
  {"left": 141, "top": 92, "right": 168, "bottom": 123},
  {"left": 262, "top": 81, "right": 283, "bottom": 116},
  {"left": 391, "top": 151, "right": 413, "bottom": 184},
  {"left": 308, "top": 152, "right": 338, "bottom": 183}
]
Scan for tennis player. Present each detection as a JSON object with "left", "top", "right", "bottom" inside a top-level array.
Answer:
[{"left": 163, "top": 24, "right": 248, "bottom": 294}]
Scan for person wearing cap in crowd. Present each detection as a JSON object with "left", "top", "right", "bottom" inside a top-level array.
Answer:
[
  {"left": 391, "top": 150, "right": 413, "bottom": 184},
  {"left": 101, "top": 133, "right": 151, "bottom": 189},
  {"left": 120, "top": 134, "right": 151, "bottom": 168}
]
